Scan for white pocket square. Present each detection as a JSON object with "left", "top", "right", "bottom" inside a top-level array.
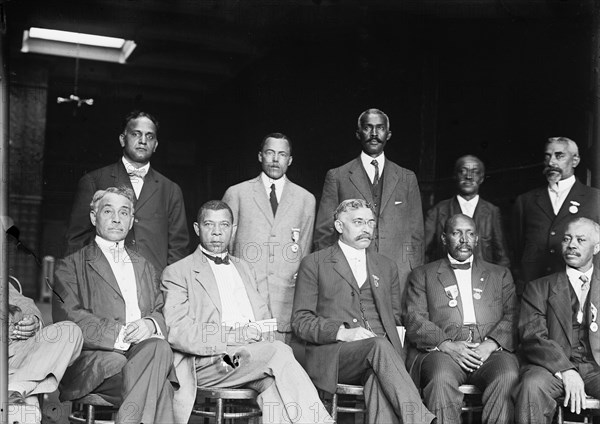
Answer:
[{"left": 394, "top": 201, "right": 403, "bottom": 205}]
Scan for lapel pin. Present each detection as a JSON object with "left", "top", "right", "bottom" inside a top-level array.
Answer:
[
  {"left": 569, "top": 201, "right": 580, "bottom": 214},
  {"left": 372, "top": 275, "right": 379, "bottom": 288}
]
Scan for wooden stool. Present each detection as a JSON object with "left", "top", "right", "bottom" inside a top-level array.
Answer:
[
  {"left": 557, "top": 396, "right": 600, "bottom": 424},
  {"left": 330, "top": 383, "right": 366, "bottom": 423},
  {"left": 459, "top": 384, "right": 483, "bottom": 424},
  {"left": 68, "top": 393, "right": 117, "bottom": 424},
  {"left": 192, "top": 386, "right": 262, "bottom": 424}
]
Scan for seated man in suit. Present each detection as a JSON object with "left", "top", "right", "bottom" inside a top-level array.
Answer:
[
  {"left": 293, "top": 199, "right": 436, "bottom": 424},
  {"left": 161, "top": 200, "right": 331, "bottom": 424},
  {"left": 424, "top": 155, "right": 510, "bottom": 267},
  {"left": 405, "top": 213, "right": 518, "bottom": 424},
  {"left": 515, "top": 217, "right": 600, "bottom": 423},
  {"left": 54, "top": 186, "right": 176, "bottom": 424},
  {"left": 8, "top": 284, "right": 83, "bottom": 424}
]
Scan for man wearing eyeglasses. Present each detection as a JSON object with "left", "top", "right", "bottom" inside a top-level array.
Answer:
[
  {"left": 405, "top": 214, "right": 518, "bottom": 424},
  {"left": 222, "top": 133, "right": 316, "bottom": 343},
  {"left": 293, "top": 199, "right": 436, "bottom": 424},
  {"left": 64, "top": 110, "right": 189, "bottom": 272}
]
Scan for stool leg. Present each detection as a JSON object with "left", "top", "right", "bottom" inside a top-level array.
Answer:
[
  {"left": 215, "top": 398, "right": 224, "bottom": 424},
  {"left": 557, "top": 405, "right": 563, "bottom": 424},
  {"left": 86, "top": 404, "right": 95, "bottom": 424},
  {"left": 332, "top": 393, "right": 338, "bottom": 424}
]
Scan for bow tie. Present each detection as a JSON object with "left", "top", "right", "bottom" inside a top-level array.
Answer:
[
  {"left": 203, "top": 252, "right": 230, "bottom": 265},
  {"left": 450, "top": 262, "right": 471, "bottom": 270},
  {"left": 127, "top": 168, "right": 147, "bottom": 179}
]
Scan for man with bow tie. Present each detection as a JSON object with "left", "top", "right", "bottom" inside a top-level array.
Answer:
[
  {"left": 515, "top": 217, "right": 600, "bottom": 423},
  {"left": 293, "top": 199, "right": 436, "bottom": 424},
  {"left": 54, "top": 186, "right": 176, "bottom": 424},
  {"left": 405, "top": 214, "right": 518, "bottom": 424},
  {"left": 63, "top": 110, "right": 189, "bottom": 273},
  {"left": 512, "top": 137, "right": 600, "bottom": 293},
  {"left": 161, "top": 200, "right": 331, "bottom": 424}
]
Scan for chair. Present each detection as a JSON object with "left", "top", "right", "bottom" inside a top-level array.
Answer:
[
  {"left": 191, "top": 386, "right": 262, "bottom": 424},
  {"left": 557, "top": 396, "right": 600, "bottom": 424},
  {"left": 330, "top": 383, "right": 366, "bottom": 423},
  {"left": 459, "top": 384, "right": 483, "bottom": 424},
  {"left": 68, "top": 393, "right": 117, "bottom": 424}
]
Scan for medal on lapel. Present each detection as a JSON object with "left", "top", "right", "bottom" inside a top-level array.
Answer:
[
  {"left": 473, "top": 288, "right": 482, "bottom": 300},
  {"left": 372, "top": 275, "right": 379, "bottom": 288},
  {"left": 591, "top": 303, "right": 598, "bottom": 332},
  {"left": 290, "top": 228, "right": 300, "bottom": 253},
  {"left": 445, "top": 285, "right": 459, "bottom": 308},
  {"left": 569, "top": 200, "right": 580, "bottom": 214}
]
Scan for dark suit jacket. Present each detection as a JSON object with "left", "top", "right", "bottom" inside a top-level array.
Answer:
[
  {"left": 404, "top": 258, "right": 517, "bottom": 382},
  {"left": 314, "top": 157, "right": 424, "bottom": 295},
  {"left": 64, "top": 160, "right": 189, "bottom": 272},
  {"left": 519, "top": 268, "right": 600, "bottom": 373},
  {"left": 424, "top": 196, "right": 510, "bottom": 267},
  {"left": 512, "top": 179, "right": 600, "bottom": 285},
  {"left": 53, "top": 243, "right": 167, "bottom": 401},
  {"left": 291, "top": 243, "right": 404, "bottom": 393}
]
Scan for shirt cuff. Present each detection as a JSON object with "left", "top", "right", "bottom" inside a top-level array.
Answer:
[{"left": 145, "top": 318, "right": 164, "bottom": 339}]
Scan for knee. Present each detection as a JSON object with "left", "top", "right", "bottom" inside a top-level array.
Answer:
[
  {"left": 367, "top": 336, "right": 396, "bottom": 354},
  {"left": 40, "top": 321, "right": 83, "bottom": 348},
  {"left": 144, "top": 338, "right": 173, "bottom": 361}
]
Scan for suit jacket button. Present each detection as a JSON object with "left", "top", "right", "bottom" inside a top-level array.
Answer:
[
  {"left": 550, "top": 249, "right": 555, "bottom": 254},
  {"left": 131, "top": 240, "right": 136, "bottom": 244},
  {"left": 550, "top": 231, "right": 556, "bottom": 236},
  {"left": 134, "top": 218, "right": 139, "bottom": 223},
  {"left": 352, "top": 318, "right": 358, "bottom": 323}
]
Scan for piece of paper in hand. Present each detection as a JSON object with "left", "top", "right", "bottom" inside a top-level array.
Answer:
[
  {"left": 115, "top": 325, "right": 131, "bottom": 351},
  {"left": 396, "top": 326, "right": 406, "bottom": 347}
]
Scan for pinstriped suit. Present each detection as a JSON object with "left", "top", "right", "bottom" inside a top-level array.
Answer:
[
  {"left": 405, "top": 258, "right": 519, "bottom": 424},
  {"left": 515, "top": 267, "right": 600, "bottom": 424}
]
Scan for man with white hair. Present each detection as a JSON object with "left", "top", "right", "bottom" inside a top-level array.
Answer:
[{"left": 512, "top": 137, "right": 600, "bottom": 291}]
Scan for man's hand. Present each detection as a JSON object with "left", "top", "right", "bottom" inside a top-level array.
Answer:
[
  {"left": 123, "top": 319, "right": 154, "bottom": 344},
  {"left": 561, "top": 369, "right": 587, "bottom": 414},
  {"left": 336, "top": 326, "right": 376, "bottom": 342},
  {"left": 226, "top": 325, "right": 262, "bottom": 346},
  {"left": 11, "top": 314, "right": 40, "bottom": 341},
  {"left": 439, "top": 340, "right": 483, "bottom": 372},
  {"left": 473, "top": 339, "right": 498, "bottom": 363}
]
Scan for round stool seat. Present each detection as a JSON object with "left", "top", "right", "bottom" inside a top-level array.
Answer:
[
  {"left": 69, "top": 393, "right": 117, "bottom": 424},
  {"left": 192, "top": 386, "right": 262, "bottom": 424}
]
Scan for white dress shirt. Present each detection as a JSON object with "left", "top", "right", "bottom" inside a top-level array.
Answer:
[
  {"left": 566, "top": 265, "right": 594, "bottom": 306},
  {"left": 448, "top": 254, "right": 476, "bottom": 325},
  {"left": 260, "top": 172, "right": 286, "bottom": 203},
  {"left": 199, "top": 245, "right": 256, "bottom": 327},
  {"left": 457, "top": 195, "right": 480, "bottom": 218},
  {"left": 360, "top": 151, "right": 385, "bottom": 185},
  {"left": 122, "top": 156, "right": 150, "bottom": 198},
  {"left": 547, "top": 175, "right": 576, "bottom": 215},
  {"left": 338, "top": 240, "right": 368, "bottom": 287}
]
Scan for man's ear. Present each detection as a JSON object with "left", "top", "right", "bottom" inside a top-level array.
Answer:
[
  {"left": 90, "top": 210, "right": 97, "bottom": 227},
  {"left": 231, "top": 224, "right": 238, "bottom": 244},
  {"left": 257, "top": 151, "right": 263, "bottom": 164},
  {"left": 355, "top": 130, "right": 361, "bottom": 141},
  {"left": 474, "top": 235, "right": 479, "bottom": 247},
  {"left": 386, "top": 130, "right": 392, "bottom": 141},
  {"left": 334, "top": 219, "right": 343, "bottom": 235},
  {"left": 572, "top": 154, "right": 581, "bottom": 168},
  {"left": 119, "top": 133, "right": 125, "bottom": 148},
  {"left": 594, "top": 242, "right": 600, "bottom": 256},
  {"left": 128, "top": 214, "right": 135, "bottom": 231},
  {"left": 193, "top": 222, "right": 200, "bottom": 237},
  {"left": 287, "top": 156, "right": 293, "bottom": 167},
  {"left": 441, "top": 233, "right": 448, "bottom": 246},
  {"left": 153, "top": 141, "right": 158, "bottom": 153}
]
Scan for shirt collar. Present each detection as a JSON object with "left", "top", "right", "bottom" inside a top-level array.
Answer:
[
  {"left": 447, "top": 253, "right": 474, "bottom": 266},
  {"left": 338, "top": 240, "right": 366, "bottom": 261},
  {"left": 260, "top": 172, "right": 286, "bottom": 192},
  {"left": 95, "top": 235, "right": 125, "bottom": 251},
  {"left": 548, "top": 174, "right": 576, "bottom": 192},
  {"left": 566, "top": 264, "right": 594, "bottom": 285},
  {"left": 456, "top": 194, "right": 479, "bottom": 206},
  {"left": 198, "top": 244, "right": 229, "bottom": 260},
  {"left": 360, "top": 151, "right": 385, "bottom": 173},
  {"left": 122, "top": 156, "right": 150, "bottom": 175}
]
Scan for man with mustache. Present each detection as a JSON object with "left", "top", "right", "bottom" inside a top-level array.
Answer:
[
  {"left": 64, "top": 110, "right": 189, "bottom": 273},
  {"left": 293, "top": 199, "right": 436, "bottom": 424},
  {"left": 405, "top": 214, "right": 518, "bottom": 424},
  {"left": 222, "top": 133, "right": 315, "bottom": 343},
  {"left": 314, "top": 108, "right": 424, "bottom": 299},
  {"left": 515, "top": 217, "right": 600, "bottom": 423},
  {"left": 512, "top": 137, "right": 600, "bottom": 292},
  {"left": 424, "top": 155, "right": 510, "bottom": 267}
]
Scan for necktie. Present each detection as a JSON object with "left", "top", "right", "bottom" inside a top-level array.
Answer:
[
  {"left": 371, "top": 159, "right": 380, "bottom": 186},
  {"left": 450, "top": 262, "right": 471, "bottom": 270},
  {"left": 269, "top": 184, "right": 278, "bottom": 216},
  {"left": 127, "top": 168, "right": 147, "bottom": 179},
  {"left": 580, "top": 274, "right": 590, "bottom": 306},
  {"left": 203, "top": 252, "right": 230, "bottom": 265}
]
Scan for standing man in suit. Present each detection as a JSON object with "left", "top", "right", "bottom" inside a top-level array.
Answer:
[
  {"left": 222, "top": 132, "right": 316, "bottom": 340},
  {"left": 515, "top": 217, "right": 600, "bottom": 423},
  {"left": 424, "top": 155, "right": 510, "bottom": 267},
  {"left": 293, "top": 199, "right": 436, "bottom": 424},
  {"left": 314, "top": 108, "right": 424, "bottom": 297},
  {"left": 161, "top": 200, "right": 331, "bottom": 424},
  {"left": 54, "top": 186, "right": 176, "bottom": 424},
  {"left": 512, "top": 137, "right": 600, "bottom": 291},
  {"left": 405, "top": 214, "right": 518, "bottom": 424},
  {"left": 64, "top": 110, "right": 189, "bottom": 272}
]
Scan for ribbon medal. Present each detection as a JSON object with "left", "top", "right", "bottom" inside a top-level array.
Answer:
[
  {"left": 290, "top": 228, "right": 300, "bottom": 253},
  {"left": 372, "top": 275, "right": 380, "bottom": 288},
  {"left": 569, "top": 200, "right": 580, "bottom": 214},
  {"left": 445, "top": 285, "right": 459, "bottom": 308},
  {"left": 591, "top": 303, "right": 598, "bottom": 332},
  {"left": 473, "top": 288, "right": 482, "bottom": 300}
]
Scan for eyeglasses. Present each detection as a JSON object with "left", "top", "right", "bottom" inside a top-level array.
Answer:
[{"left": 348, "top": 218, "right": 377, "bottom": 229}]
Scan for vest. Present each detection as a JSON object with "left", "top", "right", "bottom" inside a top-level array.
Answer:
[
  {"left": 569, "top": 284, "right": 594, "bottom": 364},
  {"left": 358, "top": 277, "right": 385, "bottom": 337}
]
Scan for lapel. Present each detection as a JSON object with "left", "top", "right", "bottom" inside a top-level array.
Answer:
[
  {"left": 534, "top": 186, "right": 556, "bottom": 221},
  {"left": 471, "top": 259, "right": 490, "bottom": 321},
  {"left": 379, "top": 160, "right": 399, "bottom": 212},
  {"left": 136, "top": 167, "right": 158, "bottom": 210},
  {"left": 251, "top": 176, "right": 275, "bottom": 225},
  {"left": 331, "top": 244, "right": 361, "bottom": 294},
  {"left": 437, "top": 259, "right": 464, "bottom": 321},
  {"left": 274, "top": 178, "right": 294, "bottom": 227},
  {"left": 555, "top": 180, "right": 586, "bottom": 223},
  {"left": 113, "top": 160, "right": 135, "bottom": 192},
  {"left": 473, "top": 197, "right": 489, "bottom": 219},
  {"left": 192, "top": 250, "right": 223, "bottom": 315},
  {"left": 588, "top": 267, "right": 600, "bottom": 364},
  {"left": 365, "top": 252, "right": 385, "bottom": 308},
  {"left": 348, "top": 158, "right": 373, "bottom": 203},
  {"left": 85, "top": 243, "right": 123, "bottom": 298},
  {"left": 449, "top": 196, "right": 462, "bottom": 216},
  {"left": 128, "top": 247, "right": 147, "bottom": 308},
  {"left": 548, "top": 272, "right": 573, "bottom": 344}
]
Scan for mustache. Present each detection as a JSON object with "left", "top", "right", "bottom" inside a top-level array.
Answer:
[
  {"left": 355, "top": 234, "right": 372, "bottom": 241},
  {"left": 564, "top": 249, "right": 580, "bottom": 256},
  {"left": 543, "top": 166, "right": 562, "bottom": 176}
]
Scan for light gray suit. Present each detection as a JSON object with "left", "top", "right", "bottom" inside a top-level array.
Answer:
[{"left": 222, "top": 175, "right": 316, "bottom": 333}]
